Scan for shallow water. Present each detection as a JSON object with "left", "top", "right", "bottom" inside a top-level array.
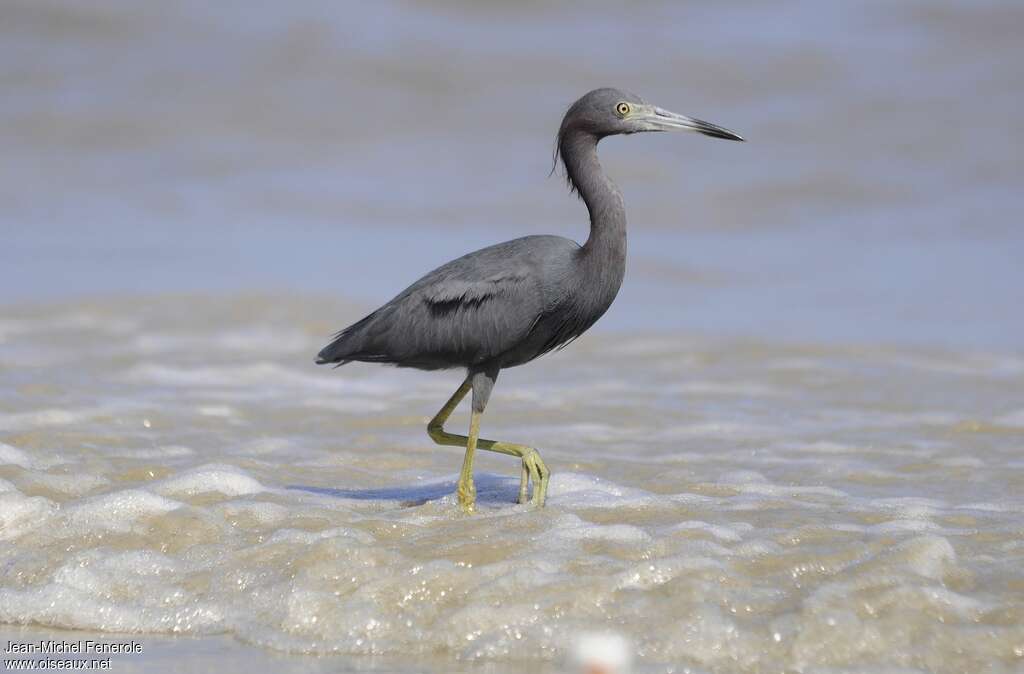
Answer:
[
  {"left": 1, "top": 297, "right": 1023, "bottom": 672},
  {"left": 2, "top": 1, "right": 1024, "bottom": 672},
  {"left": 3, "top": 0, "right": 1023, "bottom": 350}
]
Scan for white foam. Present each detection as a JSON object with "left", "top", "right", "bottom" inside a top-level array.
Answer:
[
  {"left": 300, "top": 397, "right": 393, "bottom": 414},
  {"left": 957, "top": 501, "right": 1024, "bottom": 513},
  {"left": 734, "top": 539, "right": 785, "bottom": 557},
  {"left": 132, "top": 328, "right": 311, "bottom": 356},
  {"left": 262, "top": 526, "right": 376, "bottom": 547},
  {"left": 0, "top": 491, "right": 58, "bottom": 540},
  {"left": 20, "top": 471, "right": 109, "bottom": 496},
  {"left": 155, "top": 464, "right": 265, "bottom": 497},
  {"left": 114, "top": 445, "right": 196, "bottom": 460},
  {"left": 615, "top": 557, "right": 721, "bottom": 590},
  {"left": 670, "top": 520, "right": 745, "bottom": 542},
  {"left": 121, "top": 362, "right": 400, "bottom": 397},
  {"left": 558, "top": 422, "right": 621, "bottom": 439},
  {"left": 0, "top": 408, "right": 103, "bottom": 433},
  {"left": 0, "top": 313, "right": 136, "bottom": 338},
  {"left": 657, "top": 421, "right": 775, "bottom": 440},
  {"left": 0, "top": 442, "right": 38, "bottom": 469},
  {"left": 198, "top": 405, "right": 236, "bottom": 417},
  {"left": 547, "top": 473, "right": 656, "bottom": 509},
  {"left": 56, "top": 549, "right": 182, "bottom": 586},
  {"left": 889, "top": 535, "right": 957, "bottom": 580},
  {"left": 718, "top": 470, "right": 768, "bottom": 484},
  {"left": 667, "top": 604, "right": 745, "bottom": 667},
  {"left": 221, "top": 500, "right": 290, "bottom": 526},
  {"left": 867, "top": 518, "right": 940, "bottom": 534},
  {"left": 0, "top": 582, "right": 224, "bottom": 634},
  {"left": 868, "top": 497, "right": 945, "bottom": 519},
  {"left": 675, "top": 538, "right": 736, "bottom": 558},
  {"left": 723, "top": 480, "right": 848, "bottom": 500},
  {"left": 65, "top": 489, "right": 182, "bottom": 532},
  {"left": 919, "top": 586, "right": 988, "bottom": 616},
  {"left": 786, "top": 440, "right": 861, "bottom": 455},
  {"left": 552, "top": 513, "right": 651, "bottom": 544}
]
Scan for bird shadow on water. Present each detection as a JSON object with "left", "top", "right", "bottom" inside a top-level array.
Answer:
[{"left": 287, "top": 473, "right": 521, "bottom": 508}]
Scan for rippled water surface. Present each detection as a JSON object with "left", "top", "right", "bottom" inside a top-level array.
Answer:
[
  {"left": 2, "top": 0, "right": 1023, "bottom": 672},
  {"left": 2, "top": 298, "right": 1023, "bottom": 672}
]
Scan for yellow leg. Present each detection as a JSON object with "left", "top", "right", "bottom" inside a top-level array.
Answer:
[
  {"left": 427, "top": 380, "right": 550, "bottom": 507},
  {"left": 456, "top": 410, "right": 481, "bottom": 512}
]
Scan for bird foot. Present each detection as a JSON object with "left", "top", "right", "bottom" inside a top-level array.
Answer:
[
  {"left": 457, "top": 479, "right": 477, "bottom": 513},
  {"left": 518, "top": 448, "right": 550, "bottom": 507}
]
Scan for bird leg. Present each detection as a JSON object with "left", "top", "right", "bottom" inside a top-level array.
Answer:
[
  {"left": 456, "top": 410, "right": 481, "bottom": 512},
  {"left": 427, "top": 378, "right": 475, "bottom": 511},
  {"left": 427, "top": 378, "right": 550, "bottom": 507}
]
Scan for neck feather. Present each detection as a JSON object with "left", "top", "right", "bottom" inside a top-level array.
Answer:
[{"left": 558, "top": 129, "right": 627, "bottom": 260}]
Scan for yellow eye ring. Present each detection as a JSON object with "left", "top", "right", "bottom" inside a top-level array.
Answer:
[{"left": 615, "top": 102, "right": 631, "bottom": 117}]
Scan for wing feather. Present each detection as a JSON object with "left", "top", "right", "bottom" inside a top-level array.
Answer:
[{"left": 318, "top": 235, "right": 579, "bottom": 370}]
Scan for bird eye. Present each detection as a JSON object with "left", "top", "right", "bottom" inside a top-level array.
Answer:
[{"left": 615, "top": 102, "right": 631, "bottom": 117}]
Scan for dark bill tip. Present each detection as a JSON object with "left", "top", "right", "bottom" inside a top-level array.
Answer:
[
  {"left": 693, "top": 119, "right": 745, "bottom": 142},
  {"left": 650, "top": 107, "right": 745, "bottom": 141}
]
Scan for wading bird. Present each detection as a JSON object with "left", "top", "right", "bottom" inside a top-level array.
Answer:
[{"left": 317, "top": 88, "right": 742, "bottom": 511}]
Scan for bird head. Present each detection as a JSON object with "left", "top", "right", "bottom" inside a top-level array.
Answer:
[{"left": 559, "top": 87, "right": 744, "bottom": 142}]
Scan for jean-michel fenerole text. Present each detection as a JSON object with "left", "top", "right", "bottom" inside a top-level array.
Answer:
[{"left": 5, "top": 640, "right": 142, "bottom": 654}]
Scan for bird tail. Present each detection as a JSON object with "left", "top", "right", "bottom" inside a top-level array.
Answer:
[{"left": 315, "top": 311, "right": 381, "bottom": 366}]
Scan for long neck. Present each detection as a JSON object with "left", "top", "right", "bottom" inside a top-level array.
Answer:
[{"left": 559, "top": 128, "right": 627, "bottom": 270}]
